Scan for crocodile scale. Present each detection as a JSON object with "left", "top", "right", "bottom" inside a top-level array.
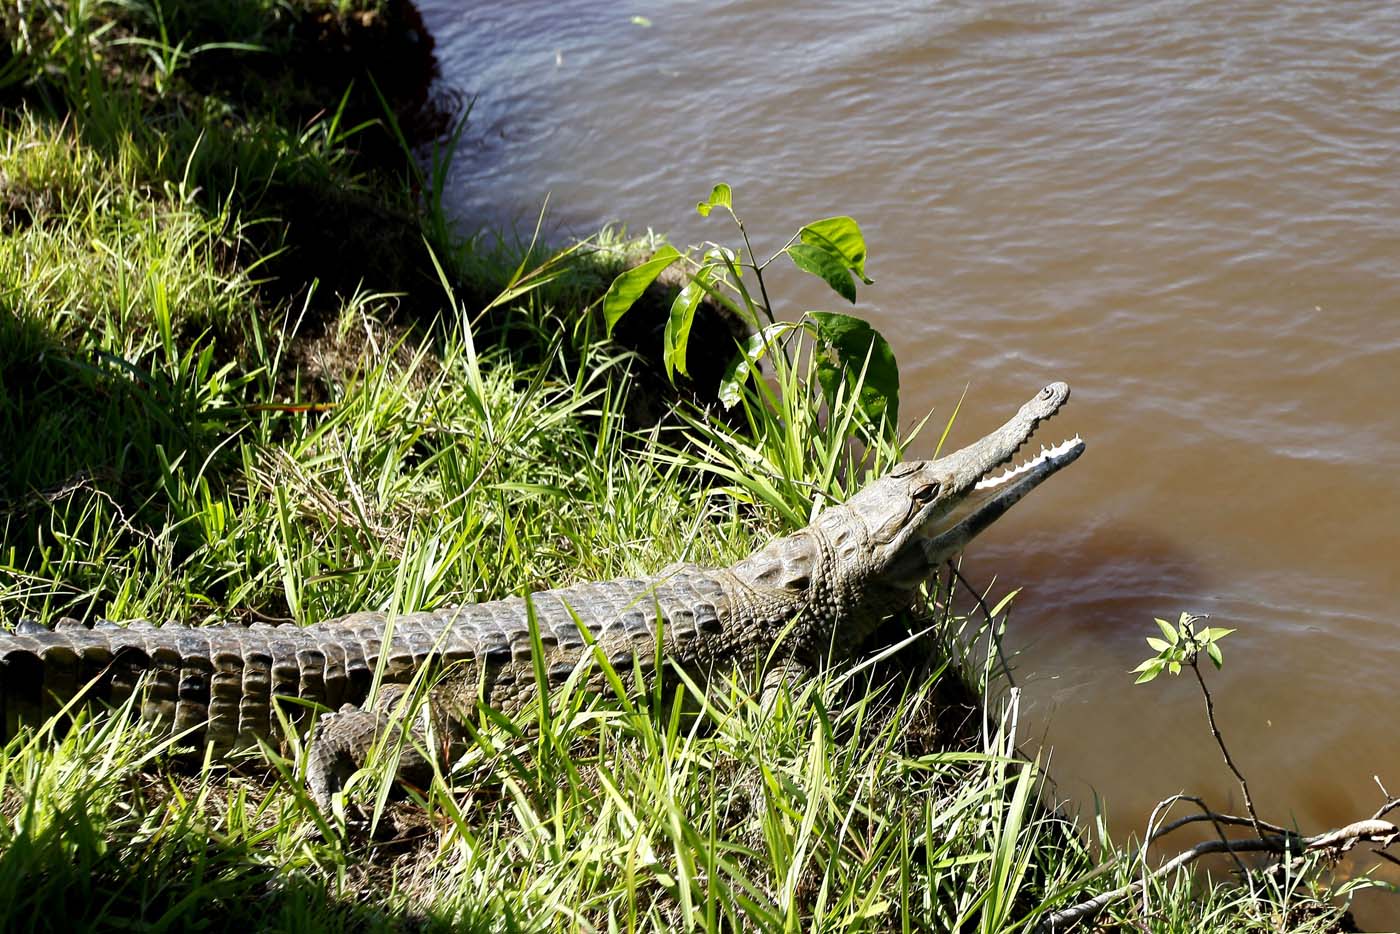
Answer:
[
  {"left": 0, "top": 383, "right": 1084, "bottom": 806},
  {"left": 0, "top": 569, "right": 732, "bottom": 752}
]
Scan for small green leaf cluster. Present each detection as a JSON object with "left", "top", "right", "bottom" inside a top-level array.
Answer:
[
  {"left": 1132, "top": 612, "right": 1236, "bottom": 683},
  {"left": 601, "top": 183, "right": 897, "bottom": 437}
]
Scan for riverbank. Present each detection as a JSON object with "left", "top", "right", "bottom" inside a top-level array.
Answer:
[{"left": 0, "top": 3, "right": 1363, "bottom": 929}]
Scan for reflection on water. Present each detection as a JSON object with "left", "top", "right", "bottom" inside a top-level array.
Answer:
[{"left": 418, "top": 0, "right": 1400, "bottom": 921}]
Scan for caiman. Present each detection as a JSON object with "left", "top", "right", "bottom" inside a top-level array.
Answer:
[{"left": 0, "top": 382, "right": 1083, "bottom": 807}]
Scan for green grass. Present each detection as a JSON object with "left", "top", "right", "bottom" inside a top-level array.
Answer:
[{"left": 0, "top": 2, "right": 1375, "bottom": 931}]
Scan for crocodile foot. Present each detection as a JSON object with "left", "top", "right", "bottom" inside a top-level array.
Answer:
[{"left": 305, "top": 688, "right": 436, "bottom": 813}]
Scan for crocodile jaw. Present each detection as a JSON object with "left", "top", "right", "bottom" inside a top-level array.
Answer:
[
  {"left": 827, "top": 382, "right": 1084, "bottom": 594},
  {"left": 725, "top": 383, "right": 1084, "bottom": 645},
  {"left": 919, "top": 433, "right": 1085, "bottom": 562}
]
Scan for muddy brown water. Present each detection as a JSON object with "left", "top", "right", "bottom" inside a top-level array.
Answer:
[{"left": 416, "top": 0, "right": 1400, "bottom": 921}]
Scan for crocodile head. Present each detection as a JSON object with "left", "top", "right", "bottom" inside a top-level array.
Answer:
[
  {"left": 824, "top": 381, "right": 1083, "bottom": 601},
  {"left": 728, "top": 382, "right": 1083, "bottom": 648}
]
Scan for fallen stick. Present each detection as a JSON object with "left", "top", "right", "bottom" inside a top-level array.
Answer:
[{"left": 1035, "top": 812, "right": 1400, "bottom": 932}]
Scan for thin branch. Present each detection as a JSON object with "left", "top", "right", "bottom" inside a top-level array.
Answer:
[
  {"left": 1368, "top": 780, "right": 1400, "bottom": 822},
  {"left": 1146, "top": 794, "right": 1250, "bottom": 878},
  {"left": 1148, "top": 808, "right": 1292, "bottom": 845},
  {"left": 1061, "top": 794, "right": 1262, "bottom": 901},
  {"left": 1374, "top": 799, "right": 1400, "bottom": 822},
  {"left": 1189, "top": 656, "right": 1264, "bottom": 839},
  {"left": 1036, "top": 817, "right": 1400, "bottom": 932},
  {"left": 946, "top": 561, "right": 1017, "bottom": 689},
  {"left": 759, "top": 231, "right": 803, "bottom": 270},
  {"left": 734, "top": 214, "right": 777, "bottom": 329}
]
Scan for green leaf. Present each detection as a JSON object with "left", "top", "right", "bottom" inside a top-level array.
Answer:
[
  {"left": 1207, "top": 642, "right": 1224, "bottom": 669},
  {"left": 663, "top": 269, "right": 710, "bottom": 381},
  {"left": 696, "top": 184, "right": 733, "bottom": 217},
  {"left": 718, "top": 323, "right": 794, "bottom": 408},
  {"left": 1130, "top": 658, "right": 1159, "bottom": 673},
  {"left": 1145, "top": 637, "right": 1171, "bottom": 653},
  {"left": 602, "top": 245, "right": 681, "bottom": 335},
  {"left": 788, "top": 243, "right": 857, "bottom": 304},
  {"left": 1154, "top": 617, "right": 1179, "bottom": 646},
  {"left": 1168, "top": 661, "right": 1181, "bottom": 675},
  {"left": 703, "top": 244, "right": 738, "bottom": 266},
  {"left": 799, "top": 216, "right": 872, "bottom": 284},
  {"left": 807, "top": 311, "right": 900, "bottom": 430},
  {"left": 1134, "top": 662, "right": 1163, "bottom": 684},
  {"left": 987, "top": 588, "right": 1020, "bottom": 617},
  {"left": 1201, "top": 627, "right": 1236, "bottom": 643}
]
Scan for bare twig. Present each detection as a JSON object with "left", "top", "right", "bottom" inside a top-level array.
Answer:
[
  {"left": 946, "top": 561, "right": 1017, "bottom": 689},
  {"left": 1189, "top": 654, "right": 1265, "bottom": 839},
  {"left": 1036, "top": 815, "right": 1400, "bottom": 932},
  {"left": 1369, "top": 777, "right": 1399, "bottom": 822},
  {"left": 734, "top": 214, "right": 777, "bottom": 330},
  {"left": 1146, "top": 794, "right": 1253, "bottom": 878},
  {"left": 1148, "top": 805, "right": 1292, "bottom": 845}
]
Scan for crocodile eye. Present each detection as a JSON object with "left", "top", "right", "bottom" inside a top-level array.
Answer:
[
  {"left": 1039, "top": 385, "right": 1055, "bottom": 400},
  {"left": 913, "top": 482, "right": 940, "bottom": 503}
]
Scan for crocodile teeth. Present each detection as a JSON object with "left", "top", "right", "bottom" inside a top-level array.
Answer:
[{"left": 974, "top": 435, "right": 1083, "bottom": 490}]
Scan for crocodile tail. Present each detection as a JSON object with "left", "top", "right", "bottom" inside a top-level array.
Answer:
[{"left": 0, "top": 617, "right": 366, "bottom": 750}]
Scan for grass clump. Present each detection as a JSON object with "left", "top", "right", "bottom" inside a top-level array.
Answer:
[{"left": 0, "top": 2, "right": 1379, "bottom": 932}]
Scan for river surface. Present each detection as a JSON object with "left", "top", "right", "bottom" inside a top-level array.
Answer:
[{"left": 415, "top": 0, "right": 1400, "bottom": 920}]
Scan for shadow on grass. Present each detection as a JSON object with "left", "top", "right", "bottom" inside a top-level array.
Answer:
[
  {"left": 6, "top": 0, "right": 752, "bottom": 435},
  {"left": 0, "top": 306, "right": 257, "bottom": 616},
  {"left": 0, "top": 791, "right": 495, "bottom": 932},
  {"left": 5, "top": 0, "right": 460, "bottom": 325}
]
